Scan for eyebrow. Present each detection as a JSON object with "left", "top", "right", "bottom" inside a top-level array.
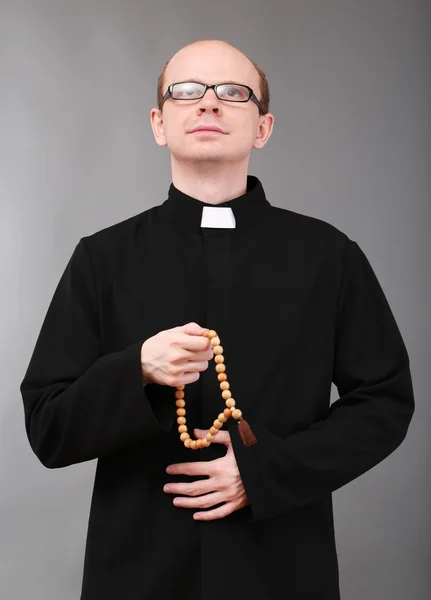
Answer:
[{"left": 176, "top": 79, "right": 248, "bottom": 86}]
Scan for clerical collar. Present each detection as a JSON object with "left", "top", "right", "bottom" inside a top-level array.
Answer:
[{"left": 158, "top": 175, "right": 272, "bottom": 233}]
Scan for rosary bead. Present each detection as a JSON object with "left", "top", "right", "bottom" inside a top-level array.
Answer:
[{"left": 177, "top": 329, "right": 253, "bottom": 450}]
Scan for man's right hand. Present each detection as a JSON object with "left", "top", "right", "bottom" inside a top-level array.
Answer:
[{"left": 140, "top": 322, "right": 215, "bottom": 387}]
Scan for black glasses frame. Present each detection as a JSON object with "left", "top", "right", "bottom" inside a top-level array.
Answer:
[{"left": 161, "top": 81, "right": 265, "bottom": 114}]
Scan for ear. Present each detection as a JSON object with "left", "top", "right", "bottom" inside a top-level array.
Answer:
[
  {"left": 150, "top": 107, "right": 167, "bottom": 147},
  {"left": 253, "top": 112, "right": 274, "bottom": 150}
]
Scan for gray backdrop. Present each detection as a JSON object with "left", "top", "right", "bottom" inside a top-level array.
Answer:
[{"left": 1, "top": 1, "right": 430, "bottom": 599}]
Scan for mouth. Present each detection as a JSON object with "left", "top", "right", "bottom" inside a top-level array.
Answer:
[{"left": 191, "top": 129, "right": 224, "bottom": 135}]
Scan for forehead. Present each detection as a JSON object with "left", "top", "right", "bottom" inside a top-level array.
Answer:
[{"left": 164, "top": 43, "right": 259, "bottom": 89}]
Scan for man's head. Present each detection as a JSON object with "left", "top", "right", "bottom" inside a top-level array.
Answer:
[{"left": 150, "top": 39, "right": 274, "bottom": 167}]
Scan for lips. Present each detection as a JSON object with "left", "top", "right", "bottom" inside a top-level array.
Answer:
[{"left": 189, "top": 125, "right": 225, "bottom": 134}]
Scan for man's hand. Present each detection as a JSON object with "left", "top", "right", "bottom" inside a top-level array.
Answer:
[{"left": 163, "top": 428, "right": 249, "bottom": 521}]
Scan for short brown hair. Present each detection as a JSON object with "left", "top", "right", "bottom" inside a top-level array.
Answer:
[{"left": 156, "top": 39, "right": 270, "bottom": 115}]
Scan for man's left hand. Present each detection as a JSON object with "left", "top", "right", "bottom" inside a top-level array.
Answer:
[{"left": 163, "top": 428, "right": 249, "bottom": 521}]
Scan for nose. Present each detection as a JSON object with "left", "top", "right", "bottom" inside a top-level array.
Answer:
[{"left": 196, "top": 87, "right": 222, "bottom": 113}]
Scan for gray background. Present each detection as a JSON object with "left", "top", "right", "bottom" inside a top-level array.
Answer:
[{"left": 1, "top": 1, "right": 430, "bottom": 599}]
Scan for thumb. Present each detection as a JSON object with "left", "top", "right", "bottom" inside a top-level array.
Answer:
[
  {"left": 183, "top": 322, "right": 208, "bottom": 336},
  {"left": 194, "top": 428, "right": 231, "bottom": 446}
]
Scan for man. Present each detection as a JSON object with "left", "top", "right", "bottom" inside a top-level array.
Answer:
[{"left": 20, "top": 39, "right": 415, "bottom": 599}]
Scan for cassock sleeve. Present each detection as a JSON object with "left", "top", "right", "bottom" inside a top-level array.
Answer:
[
  {"left": 20, "top": 238, "right": 174, "bottom": 469},
  {"left": 231, "top": 238, "right": 415, "bottom": 523}
]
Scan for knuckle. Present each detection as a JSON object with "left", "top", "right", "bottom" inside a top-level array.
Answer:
[{"left": 167, "top": 374, "right": 177, "bottom": 386}]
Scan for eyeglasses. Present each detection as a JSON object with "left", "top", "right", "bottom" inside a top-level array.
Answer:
[{"left": 161, "top": 81, "right": 265, "bottom": 114}]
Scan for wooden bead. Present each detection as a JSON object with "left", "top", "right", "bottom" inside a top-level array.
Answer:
[{"left": 176, "top": 328, "right": 251, "bottom": 450}]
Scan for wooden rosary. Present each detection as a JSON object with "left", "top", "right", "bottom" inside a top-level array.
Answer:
[{"left": 175, "top": 328, "right": 257, "bottom": 449}]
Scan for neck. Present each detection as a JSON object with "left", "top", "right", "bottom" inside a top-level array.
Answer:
[{"left": 170, "top": 156, "right": 250, "bottom": 205}]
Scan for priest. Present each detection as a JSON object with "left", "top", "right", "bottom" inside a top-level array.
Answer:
[{"left": 20, "top": 38, "right": 415, "bottom": 600}]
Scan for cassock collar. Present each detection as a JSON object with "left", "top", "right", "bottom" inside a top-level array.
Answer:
[{"left": 159, "top": 175, "right": 272, "bottom": 233}]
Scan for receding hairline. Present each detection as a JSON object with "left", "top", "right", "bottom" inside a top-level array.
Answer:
[{"left": 162, "top": 39, "right": 260, "bottom": 85}]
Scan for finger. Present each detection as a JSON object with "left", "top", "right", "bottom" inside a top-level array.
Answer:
[
  {"left": 193, "top": 501, "right": 237, "bottom": 521},
  {"left": 173, "top": 492, "right": 225, "bottom": 510},
  {"left": 166, "top": 462, "right": 210, "bottom": 476},
  {"left": 194, "top": 429, "right": 231, "bottom": 445},
  {"left": 175, "top": 331, "right": 212, "bottom": 353},
  {"left": 163, "top": 480, "right": 213, "bottom": 496}
]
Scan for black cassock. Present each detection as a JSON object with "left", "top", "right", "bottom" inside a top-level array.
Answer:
[{"left": 20, "top": 175, "right": 415, "bottom": 599}]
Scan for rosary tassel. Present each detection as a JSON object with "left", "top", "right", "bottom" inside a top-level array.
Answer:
[{"left": 238, "top": 418, "right": 257, "bottom": 446}]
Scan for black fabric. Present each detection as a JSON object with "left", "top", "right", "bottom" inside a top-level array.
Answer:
[{"left": 20, "top": 175, "right": 415, "bottom": 599}]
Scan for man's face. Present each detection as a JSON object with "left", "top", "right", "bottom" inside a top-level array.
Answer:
[{"left": 150, "top": 42, "right": 273, "bottom": 164}]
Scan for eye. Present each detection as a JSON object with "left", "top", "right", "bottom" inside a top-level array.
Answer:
[
  {"left": 172, "top": 83, "right": 203, "bottom": 98},
  {"left": 217, "top": 85, "right": 249, "bottom": 101},
  {"left": 227, "top": 87, "right": 240, "bottom": 96}
]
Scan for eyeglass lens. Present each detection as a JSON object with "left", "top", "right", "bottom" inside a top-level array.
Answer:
[{"left": 171, "top": 82, "right": 250, "bottom": 101}]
